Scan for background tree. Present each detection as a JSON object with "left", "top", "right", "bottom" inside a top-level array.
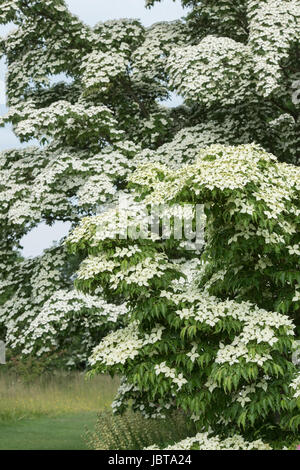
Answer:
[{"left": 0, "top": 0, "right": 188, "bottom": 365}]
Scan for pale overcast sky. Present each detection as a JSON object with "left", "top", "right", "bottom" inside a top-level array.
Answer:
[{"left": 0, "top": 0, "right": 186, "bottom": 257}]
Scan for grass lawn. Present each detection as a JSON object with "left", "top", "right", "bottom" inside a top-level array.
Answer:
[{"left": 0, "top": 412, "right": 97, "bottom": 450}]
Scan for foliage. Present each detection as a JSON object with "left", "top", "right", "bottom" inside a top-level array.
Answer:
[{"left": 2, "top": 349, "right": 66, "bottom": 383}]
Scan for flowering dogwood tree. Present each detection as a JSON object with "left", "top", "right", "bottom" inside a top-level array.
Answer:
[
  {"left": 68, "top": 144, "right": 300, "bottom": 449},
  {"left": 67, "top": 0, "right": 300, "bottom": 449},
  {"left": 0, "top": 0, "right": 300, "bottom": 447}
]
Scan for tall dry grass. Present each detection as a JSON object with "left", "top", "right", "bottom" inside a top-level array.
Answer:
[
  {"left": 0, "top": 371, "right": 119, "bottom": 422},
  {"left": 86, "top": 409, "right": 197, "bottom": 450}
]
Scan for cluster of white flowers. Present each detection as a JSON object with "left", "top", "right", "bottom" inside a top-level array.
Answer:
[
  {"left": 232, "top": 378, "right": 270, "bottom": 408},
  {"left": 160, "top": 282, "right": 296, "bottom": 379},
  {"left": 154, "top": 361, "right": 188, "bottom": 390},
  {"left": 110, "top": 255, "right": 173, "bottom": 289},
  {"left": 187, "top": 343, "right": 200, "bottom": 363},
  {"left": 1, "top": 100, "right": 122, "bottom": 148},
  {"left": 81, "top": 50, "right": 128, "bottom": 93},
  {"left": 111, "top": 377, "right": 140, "bottom": 413},
  {"left": 113, "top": 245, "right": 142, "bottom": 258},
  {"left": 132, "top": 20, "right": 187, "bottom": 83},
  {"left": 76, "top": 175, "right": 116, "bottom": 207},
  {"left": 93, "top": 18, "right": 144, "bottom": 57},
  {"left": 292, "top": 286, "right": 300, "bottom": 302},
  {"left": 77, "top": 254, "right": 119, "bottom": 280},
  {"left": 133, "top": 120, "right": 246, "bottom": 170},
  {"left": 172, "top": 291, "right": 294, "bottom": 366},
  {"left": 89, "top": 322, "right": 165, "bottom": 367},
  {"left": 0, "top": 144, "right": 138, "bottom": 229},
  {"left": 214, "top": 309, "right": 294, "bottom": 366},
  {"left": 168, "top": 36, "right": 254, "bottom": 106},
  {"left": 133, "top": 144, "right": 286, "bottom": 203},
  {"left": 129, "top": 145, "right": 300, "bottom": 286},
  {"left": 19, "top": 290, "right": 127, "bottom": 359},
  {"left": 0, "top": 244, "right": 128, "bottom": 363},
  {"left": 145, "top": 432, "right": 272, "bottom": 450},
  {"left": 290, "top": 374, "right": 300, "bottom": 399},
  {"left": 1, "top": 0, "right": 97, "bottom": 102},
  {"left": 75, "top": 245, "right": 177, "bottom": 290},
  {"left": 164, "top": 0, "right": 300, "bottom": 143},
  {"left": 216, "top": 345, "right": 268, "bottom": 367},
  {"left": 171, "top": 289, "right": 294, "bottom": 336},
  {"left": 89, "top": 322, "right": 143, "bottom": 367},
  {"left": 248, "top": 0, "right": 300, "bottom": 98}
]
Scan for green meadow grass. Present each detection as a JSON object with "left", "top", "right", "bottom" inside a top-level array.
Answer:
[
  {"left": 0, "top": 371, "right": 119, "bottom": 422},
  {"left": 0, "top": 371, "right": 119, "bottom": 450},
  {"left": 0, "top": 412, "right": 98, "bottom": 450}
]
